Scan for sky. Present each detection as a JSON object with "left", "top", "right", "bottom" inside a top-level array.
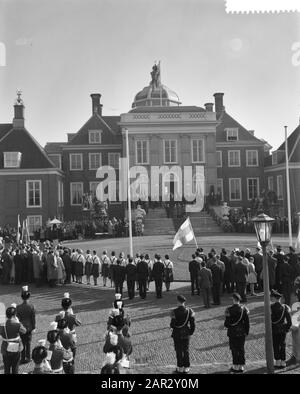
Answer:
[{"left": 0, "top": 0, "right": 299, "bottom": 150}]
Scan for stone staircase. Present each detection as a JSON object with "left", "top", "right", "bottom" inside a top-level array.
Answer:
[{"left": 143, "top": 208, "right": 222, "bottom": 236}]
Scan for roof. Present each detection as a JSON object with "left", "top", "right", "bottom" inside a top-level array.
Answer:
[
  {"left": 65, "top": 113, "right": 121, "bottom": 145},
  {"left": 0, "top": 127, "right": 56, "bottom": 169},
  {"left": 0, "top": 123, "right": 12, "bottom": 141},
  {"left": 44, "top": 142, "right": 67, "bottom": 154},
  {"left": 129, "top": 106, "right": 205, "bottom": 113},
  {"left": 216, "top": 111, "right": 265, "bottom": 144},
  {"left": 265, "top": 125, "right": 300, "bottom": 166}
]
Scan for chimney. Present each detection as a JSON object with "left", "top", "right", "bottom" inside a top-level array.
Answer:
[
  {"left": 13, "top": 90, "right": 25, "bottom": 128},
  {"left": 213, "top": 93, "right": 224, "bottom": 116},
  {"left": 204, "top": 103, "right": 214, "bottom": 112},
  {"left": 90, "top": 93, "right": 103, "bottom": 116}
]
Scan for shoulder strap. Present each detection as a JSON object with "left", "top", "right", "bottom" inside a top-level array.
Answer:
[
  {"left": 174, "top": 308, "right": 190, "bottom": 329},
  {"left": 230, "top": 307, "right": 245, "bottom": 326},
  {"left": 272, "top": 305, "right": 286, "bottom": 325}
]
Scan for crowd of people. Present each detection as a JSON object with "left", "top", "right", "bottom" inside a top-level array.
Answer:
[{"left": 188, "top": 245, "right": 300, "bottom": 307}]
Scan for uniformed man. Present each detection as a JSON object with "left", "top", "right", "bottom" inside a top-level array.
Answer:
[
  {"left": 57, "top": 318, "right": 76, "bottom": 374},
  {"left": 271, "top": 289, "right": 292, "bottom": 368},
  {"left": 55, "top": 293, "right": 81, "bottom": 348},
  {"left": 224, "top": 292, "right": 249, "bottom": 373},
  {"left": 170, "top": 295, "right": 195, "bottom": 374},
  {"left": 16, "top": 285, "right": 36, "bottom": 364}
]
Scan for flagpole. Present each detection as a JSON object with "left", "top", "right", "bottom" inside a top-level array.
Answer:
[
  {"left": 285, "top": 126, "right": 293, "bottom": 246},
  {"left": 125, "top": 128, "right": 133, "bottom": 257},
  {"left": 17, "top": 214, "right": 20, "bottom": 245}
]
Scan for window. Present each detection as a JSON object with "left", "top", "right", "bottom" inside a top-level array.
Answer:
[
  {"left": 58, "top": 180, "right": 64, "bottom": 207},
  {"left": 247, "top": 178, "right": 259, "bottom": 200},
  {"left": 246, "top": 150, "right": 258, "bottom": 166},
  {"left": 217, "top": 178, "right": 224, "bottom": 201},
  {"left": 49, "top": 154, "right": 62, "bottom": 169},
  {"left": 69, "top": 153, "right": 83, "bottom": 170},
  {"left": 191, "top": 139, "right": 205, "bottom": 163},
  {"left": 89, "top": 182, "right": 99, "bottom": 196},
  {"left": 268, "top": 176, "right": 274, "bottom": 191},
  {"left": 89, "top": 153, "right": 101, "bottom": 170},
  {"left": 226, "top": 128, "right": 238, "bottom": 141},
  {"left": 229, "top": 178, "right": 242, "bottom": 201},
  {"left": 26, "top": 180, "right": 42, "bottom": 208},
  {"left": 164, "top": 139, "right": 177, "bottom": 164},
  {"left": 70, "top": 182, "right": 83, "bottom": 205},
  {"left": 89, "top": 130, "right": 101, "bottom": 144},
  {"left": 277, "top": 175, "right": 283, "bottom": 200},
  {"left": 108, "top": 153, "right": 120, "bottom": 169},
  {"left": 4, "top": 152, "right": 22, "bottom": 168},
  {"left": 136, "top": 140, "right": 149, "bottom": 164},
  {"left": 228, "top": 150, "right": 240, "bottom": 167},
  {"left": 27, "top": 215, "right": 42, "bottom": 235},
  {"left": 216, "top": 151, "right": 222, "bottom": 167}
]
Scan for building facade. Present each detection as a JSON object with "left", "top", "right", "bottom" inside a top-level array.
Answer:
[
  {"left": 0, "top": 94, "right": 64, "bottom": 234},
  {"left": 264, "top": 125, "right": 300, "bottom": 218}
]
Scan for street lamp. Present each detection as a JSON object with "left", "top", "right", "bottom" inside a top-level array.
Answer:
[{"left": 252, "top": 213, "right": 275, "bottom": 374}]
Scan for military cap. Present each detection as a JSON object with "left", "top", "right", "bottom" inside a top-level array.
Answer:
[
  {"left": 232, "top": 292, "right": 242, "bottom": 302},
  {"left": 270, "top": 289, "right": 282, "bottom": 299},
  {"left": 177, "top": 294, "right": 186, "bottom": 303}
]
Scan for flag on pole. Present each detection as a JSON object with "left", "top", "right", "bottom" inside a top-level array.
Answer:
[
  {"left": 25, "top": 218, "right": 30, "bottom": 243},
  {"left": 173, "top": 217, "right": 196, "bottom": 250},
  {"left": 16, "top": 215, "right": 21, "bottom": 244},
  {"left": 21, "top": 220, "right": 25, "bottom": 243}
]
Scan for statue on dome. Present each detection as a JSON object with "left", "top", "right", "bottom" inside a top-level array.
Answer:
[{"left": 150, "top": 61, "right": 161, "bottom": 88}]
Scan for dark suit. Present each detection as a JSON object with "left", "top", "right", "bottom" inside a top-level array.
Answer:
[
  {"left": 170, "top": 305, "right": 195, "bottom": 369},
  {"left": 114, "top": 263, "right": 126, "bottom": 295},
  {"left": 125, "top": 263, "right": 137, "bottom": 299},
  {"left": 280, "top": 262, "right": 293, "bottom": 306},
  {"left": 211, "top": 263, "right": 222, "bottom": 305},
  {"left": 199, "top": 267, "right": 212, "bottom": 307},
  {"left": 16, "top": 301, "right": 36, "bottom": 362},
  {"left": 136, "top": 260, "right": 149, "bottom": 299},
  {"left": 234, "top": 261, "right": 249, "bottom": 302},
  {"left": 152, "top": 260, "right": 165, "bottom": 298},
  {"left": 271, "top": 301, "right": 292, "bottom": 361},
  {"left": 189, "top": 259, "right": 200, "bottom": 295}
]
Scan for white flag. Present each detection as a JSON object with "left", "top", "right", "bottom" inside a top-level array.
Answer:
[{"left": 173, "top": 217, "right": 195, "bottom": 250}]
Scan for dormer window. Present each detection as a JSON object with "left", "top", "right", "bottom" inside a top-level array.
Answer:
[
  {"left": 4, "top": 152, "right": 22, "bottom": 168},
  {"left": 89, "top": 130, "right": 102, "bottom": 144},
  {"left": 226, "top": 128, "right": 238, "bottom": 141}
]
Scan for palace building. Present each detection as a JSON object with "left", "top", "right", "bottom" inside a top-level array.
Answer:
[{"left": 1, "top": 65, "right": 279, "bottom": 233}]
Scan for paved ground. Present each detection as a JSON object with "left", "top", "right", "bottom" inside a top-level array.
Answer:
[{"left": 1, "top": 234, "right": 299, "bottom": 375}]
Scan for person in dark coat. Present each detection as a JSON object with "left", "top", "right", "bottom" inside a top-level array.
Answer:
[
  {"left": 274, "top": 246, "right": 285, "bottom": 292},
  {"left": 125, "top": 257, "right": 137, "bottom": 299},
  {"left": 198, "top": 261, "right": 212, "bottom": 308},
  {"left": 170, "top": 295, "right": 195, "bottom": 374},
  {"left": 16, "top": 286, "right": 36, "bottom": 364},
  {"left": 62, "top": 249, "right": 72, "bottom": 284},
  {"left": 224, "top": 292, "right": 249, "bottom": 373},
  {"left": 234, "top": 256, "right": 249, "bottom": 303},
  {"left": 152, "top": 255, "right": 165, "bottom": 298},
  {"left": 280, "top": 256, "right": 293, "bottom": 306},
  {"left": 13, "top": 249, "right": 23, "bottom": 285},
  {"left": 220, "top": 249, "right": 234, "bottom": 294},
  {"left": 271, "top": 289, "right": 292, "bottom": 368},
  {"left": 211, "top": 257, "right": 223, "bottom": 305},
  {"left": 27, "top": 249, "right": 34, "bottom": 283},
  {"left": 1, "top": 249, "right": 12, "bottom": 284},
  {"left": 253, "top": 247, "right": 263, "bottom": 291},
  {"left": 267, "top": 251, "right": 277, "bottom": 291},
  {"left": 0, "top": 305, "right": 26, "bottom": 374},
  {"left": 114, "top": 259, "right": 126, "bottom": 295},
  {"left": 287, "top": 247, "right": 300, "bottom": 283},
  {"left": 136, "top": 254, "right": 149, "bottom": 299},
  {"left": 189, "top": 254, "right": 200, "bottom": 296}
]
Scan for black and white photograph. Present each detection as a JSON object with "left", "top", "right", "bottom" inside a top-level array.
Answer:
[{"left": 0, "top": 0, "right": 300, "bottom": 379}]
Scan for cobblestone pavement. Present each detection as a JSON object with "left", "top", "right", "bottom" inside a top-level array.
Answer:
[{"left": 1, "top": 279, "right": 299, "bottom": 374}]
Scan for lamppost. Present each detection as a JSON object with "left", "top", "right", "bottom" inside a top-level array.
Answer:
[{"left": 252, "top": 213, "right": 275, "bottom": 374}]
